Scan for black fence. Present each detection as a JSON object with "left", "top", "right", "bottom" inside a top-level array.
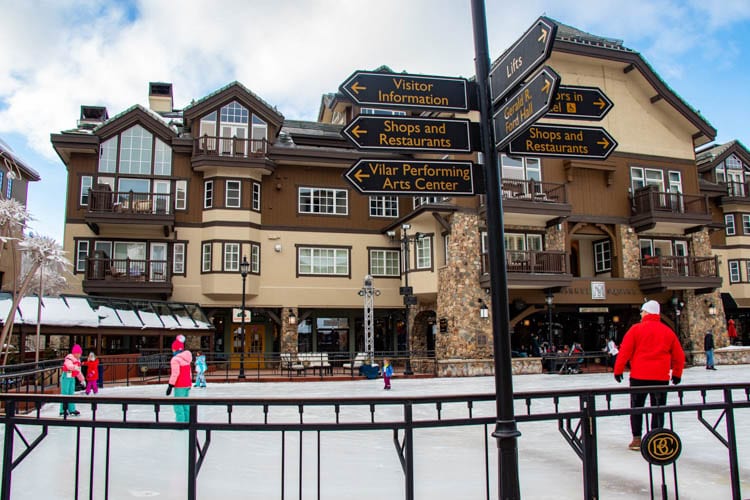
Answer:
[{"left": 0, "top": 382, "right": 747, "bottom": 499}]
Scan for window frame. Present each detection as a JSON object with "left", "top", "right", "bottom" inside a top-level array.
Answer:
[
  {"left": 593, "top": 239, "right": 612, "bottom": 274},
  {"left": 223, "top": 242, "right": 241, "bottom": 272},
  {"left": 80, "top": 176, "right": 93, "bottom": 206},
  {"left": 298, "top": 187, "right": 348, "bottom": 216},
  {"left": 726, "top": 214, "right": 736, "bottom": 236},
  {"left": 201, "top": 243, "right": 212, "bottom": 273},
  {"left": 225, "top": 180, "right": 241, "bottom": 208},
  {"left": 369, "top": 195, "right": 399, "bottom": 218},
  {"left": 174, "top": 180, "right": 187, "bottom": 211},
  {"left": 76, "top": 240, "right": 90, "bottom": 273},
  {"left": 297, "top": 246, "right": 351, "bottom": 277},
  {"left": 369, "top": 248, "right": 400, "bottom": 277},
  {"left": 729, "top": 260, "right": 741, "bottom": 283},
  {"left": 204, "top": 180, "right": 214, "bottom": 209},
  {"left": 172, "top": 242, "right": 185, "bottom": 275},
  {"left": 415, "top": 236, "right": 432, "bottom": 270},
  {"left": 252, "top": 182, "right": 261, "bottom": 212}
]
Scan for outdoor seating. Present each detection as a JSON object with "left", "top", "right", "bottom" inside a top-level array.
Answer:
[
  {"left": 280, "top": 353, "right": 305, "bottom": 376},
  {"left": 297, "top": 352, "right": 332, "bottom": 375},
  {"left": 343, "top": 352, "right": 369, "bottom": 375}
]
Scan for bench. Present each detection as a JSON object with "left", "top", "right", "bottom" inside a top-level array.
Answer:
[
  {"left": 297, "top": 352, "right": 332, "bottom": 376},
  {"left": 280, "top": 353, "right": 305, "bottom": 376},
  {"left": 343, "top": 352, "right": 369, "bottom": 375}
]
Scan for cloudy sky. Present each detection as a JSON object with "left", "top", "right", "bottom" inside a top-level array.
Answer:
[{"left": 1, "top": 0, "right": 749, "bottom": 242}]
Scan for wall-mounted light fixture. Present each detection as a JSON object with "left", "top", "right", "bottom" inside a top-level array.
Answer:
[
  {"left": 288, "top": 309, "right": 297, "bottom": 325},
  {"left": 523, "top": 319, "right": 531, "bottom": 327},
  {"left": 274, "top": 244, "right": 282, "bottom": 252},
  {"left": 478, "top": 298, "right": 489, "bottom": 319},
  {"left": 705, "top": 301, "right": 717, "bottom": 316},
  {"left": 612, "top": 315, "right": 620, "bottom": 324}
]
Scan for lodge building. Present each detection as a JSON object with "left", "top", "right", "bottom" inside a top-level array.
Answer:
[{"left": 48, "top": 19, "right": 741, "bottom": 374}]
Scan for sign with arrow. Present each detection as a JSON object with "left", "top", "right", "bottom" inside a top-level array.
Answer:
[
  {"left": 508, "top": 124, "right": 618, "bottom": 160},
  {"left": 493, "top": 66, "right": 560, "bottom": 150},
  {"left": 344, "top": 159, "right": 475, "bottom": 195},
  {"left": 341, "top": 115, "right": 474, "bottom": 153},
  {"left": 339, "top": 70, "right": 471, "bottom": 112},
  {"left": 489, "top": 17, "right": 557, "bottom": 104},
  {"left": 545, "top": 85, "right": 614, "bottom": 120}
]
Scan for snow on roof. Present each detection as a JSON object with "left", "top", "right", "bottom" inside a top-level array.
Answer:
[{"left": 0, "top": 295, "right": 211, "bottom": 331}]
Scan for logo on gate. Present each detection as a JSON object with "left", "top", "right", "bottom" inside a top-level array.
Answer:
[{"left": 640, "top": 428, "right": 682, "bottom": 466}]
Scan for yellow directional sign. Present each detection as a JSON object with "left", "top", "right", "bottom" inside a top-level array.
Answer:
[
  {"left": 508, "top": 124, "right": 618, "bottom": 160},
  {"left": 493, "top": 66, "right": 560, "bottom": 150},
  {"left": 341, "top": 115, "right": 475, "bottom": 153},
  {"left": 339, "top": 70, "right": 471, "bottom": 111},
  {"left": 344, "top": 159, "right": 475, "bottom": 195},
  {"left": 545, "top": 85, "right": 614, "bottom": 120}
]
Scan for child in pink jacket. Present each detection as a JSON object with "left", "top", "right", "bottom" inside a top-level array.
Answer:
[
  {"left": 60, "top": 344, "right": 85, "bottom": 416},
  {"left": 166, "top": 335, "right": 192, "bottom": 422}
]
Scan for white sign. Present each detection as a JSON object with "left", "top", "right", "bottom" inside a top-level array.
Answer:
[
  {"left": 591, "top": 282, "right": 606, "bottom": 300},
  {"left": 232, "top": 308, "right": 251, "bottom": 322}
]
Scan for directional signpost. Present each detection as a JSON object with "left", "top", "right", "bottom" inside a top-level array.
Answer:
[
  {"left": 508, "top": 123, "right": 618, "bottom": 160},
  {"left": 342, "top": 115, "right": 474, "bottom": 153},
  {"left": 339, "top": 70, "right": 470, "bottom": 112},
  {"left": 492, "top": 66, "right": 560, "bottom": 150},
  {"left": 344, "top": 159, "right": 475, "bottom": 196},
  {"left": 545, "top": 85, "right": 613, "bottom": 120},
  {"left": 489, "top": 16, "right": 557, "bottom": 104}
]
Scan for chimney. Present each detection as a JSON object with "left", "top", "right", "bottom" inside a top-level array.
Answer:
[
  {"left": 77, "top": 105, "right": 109, "bottom": 130},
  {"left": 149, "top": 82, "right": 173, "bottom": 113}
]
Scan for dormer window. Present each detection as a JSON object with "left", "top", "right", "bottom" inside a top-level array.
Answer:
[
  {"left": 198, "top": 101, "right": 267, "bottom": 156},
  {"left": 98, "top": 124, "right": 172, "bottom": 176}
]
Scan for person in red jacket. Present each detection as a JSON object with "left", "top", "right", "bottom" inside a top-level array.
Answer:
[
  {"left": 82, "top": 352, "right": 100, "bottom": 395},
  {"left": 614, "top": 300, "right": 685, "bottom": 450},
  {"left": 166, "top": 335, "right": 192, "bottom": 423}
]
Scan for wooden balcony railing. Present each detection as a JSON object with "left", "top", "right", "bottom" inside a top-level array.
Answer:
[
  {"left": 631, "top": 187, "right": 709, "bottom": 216},
  {"left": 500, "top": 179, "right": 567, "bottom": 203},
  {"left": 725, "top": 181, "right": 750, "bottom": 198},
  {"left": 482, "top": 250, "right": 568, "bottom": 275},
  {"left": 639, "top": 255, "right": 719, "bottom": 279},
  {"left": 87, "top": 190, "right": 172, "bottom": 215},
  {"left": 85, "top": 257, "right": 170, "bottom": 283},
  {"left": 193, "top": 135, "right": 268, "bottom": 158}
]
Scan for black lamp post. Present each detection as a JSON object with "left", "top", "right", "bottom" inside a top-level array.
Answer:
[
  {"left": 398, "top": 223, "right": 419, "bottom": 376},
  {"left": 238, "top": 256, "right": 250, "bottom": 380},
  {"left": 545, "top": 292, "right": 554, "bottom": 349}
]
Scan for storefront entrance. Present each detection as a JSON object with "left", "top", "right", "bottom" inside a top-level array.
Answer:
[{"left": 232, "top": 323, "right": 266, "bottom": 369}]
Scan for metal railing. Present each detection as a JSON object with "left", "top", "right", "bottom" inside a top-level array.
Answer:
[
  {"left": 631, "top": 188, "right": 709, "bottom": 217},
  {"left": 639, "top": 255, "right": 720, "bottom": 279},
  {"left": 85, "top": 257, "right": 170, "bottom": 283},
  {"left": 481, "top": 250, "right": 568, "bottom": 275},
  {"left": 87, "top": 189, "right": 173, "bottom": 215},
  {"left": 501, "top": 179, "right": 566, "bottom": 203},
  {"left": 193, "top": 135, "right": 268, "bottom": 158},
  {"left": 0, "top": 383, "right": 747, "bottom": 499}
]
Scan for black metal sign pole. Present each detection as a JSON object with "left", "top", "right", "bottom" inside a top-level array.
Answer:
[{"left": 471, "top": 0, "right": 522, "bottom": 498}]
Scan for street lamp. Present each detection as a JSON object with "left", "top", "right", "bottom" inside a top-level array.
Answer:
[
  {"left": 358, "top": 275, "right": 381, "bottom": 366},
  {"left": 396, "top": 223, "right": 420, "bottom": 376},
  {"left": 238, "top": 256, "right": 250, "bottom": 380},
  {"left": 545, "top": 292, "right": 554, "bottom": 349}
]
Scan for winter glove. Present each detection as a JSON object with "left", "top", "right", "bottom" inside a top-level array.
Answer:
[
  {"left": 614, "top": 374, "right": 623, "bottom": 383},
  {"left": 671, "top": 376, "right": 681, "bottom": 385},
  {"left": 166, "top": 384, "right": 173, "bottom": 396}
]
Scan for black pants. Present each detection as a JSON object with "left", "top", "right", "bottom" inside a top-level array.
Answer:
[{"left": 629, "top": 378, "right": 669, "bottom": 436}]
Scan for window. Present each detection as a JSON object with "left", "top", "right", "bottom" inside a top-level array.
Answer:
[
  {"left": 5, "top": 178, "right": 12, "bottom": 199},
  {"left": 76, "top": 241, "right": 89, "bottom": 272},
  {"left": 500, "top": 154, "right": 541, "bottom": 182},
  {"left": 204, "top": 180, "right": 214, "bottom": 209},
  {"left": 223, "top": 243, "right": 240, "bottom": 271},
  {"left": 175, "top": 180, "right": 187, "bottom": 210},
  {"left": 630, "top": 167, "right": 664, "bottom": 192},
  {"left": 98, "top": 136, "right": 118, "bottom": 173},
  {"left": 729, "top": 261, "right": 741, "bottom": 283},
  {"left": 80, "top": 176, "right": 93, "bottom": 205},
  {"left": 298, "top": 247, "right": 349, "bottom": 276},
  {"left": 251, "top": 115, "right": 267, "bottom": 150},
  {"left": 173, "top": 243, "right": 185, "bottom": 275},
  {"left": 250, "top": 243, "right": 260, "bottom": 273},
  {"left": 298, "top": 187, "right": 348, "bottom": 215},
  {"left": 369, "top": 195, "right": 399, "bottom": 217},
  {"left": 360, "top": 108, "right": 406, "bottom": 116},
  {"left": 743, "top": 215, "right": 750, "bottom": 234},
  {"left": 252, "top": 182, "right": 261, "bottom": 211},
  {"left": 593, "top": 240, "right": 612, "bottom": 273},
  {"left": 226, "top": 180, "right": 241, "bottom": 208},
  {"left": 0, "top": 171, "right": 4, "bottom": 195},
  {"left": 119, "top": 125, "right": 153, "bottom": 175},
  {"left": 444, "top": 234, "right": 450, "bottom": 264},
  {"left": 153, "top": 138, "right": 172, "bottom": 176},
  {"left": 726, "top": 214, "right": 736, "bottom": 236},
  {"left": 413, "top": 196, "right": 452, "bottom": 209},
  {"left": 202, "top": 243, "right": 212, "bottom": 272},
  {"left": 370, "top": 249, "right": 400, "bottom": 276},
  {"left": 415, "top": 236, "right": 432, "bottom": 269}
]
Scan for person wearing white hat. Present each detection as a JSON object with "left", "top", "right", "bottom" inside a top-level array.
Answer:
[{"left": 613, "top": 300, "right": 685, "bottom": 450}]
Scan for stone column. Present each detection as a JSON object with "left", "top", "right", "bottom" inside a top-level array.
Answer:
[{"left": 280, "top": 307, "right": 298, "bottom": 353}]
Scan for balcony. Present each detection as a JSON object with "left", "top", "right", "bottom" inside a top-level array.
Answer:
[
  {"left": 85, "top": 189, "right": 174, "bottom": 235},
  {"left": 82, "top": 257, "right": 173, "bottom": 297},
  {"left": 480, "top": 250, "right": 573, "bottom": 290},
  {"left": 191, "top": 135, "right": 273, "bottom": 171},
  {"left": 629, "top": 186, "right": 711, "bottom": 234},
  {"left": 499, "top": 179, "right": 571, "bottom": 227},
  {"left": 718, "top": 181, "right": 750, "bottom": 208},
  {"left": 639, "top": 255, "right": 721, "bottom": 293}
]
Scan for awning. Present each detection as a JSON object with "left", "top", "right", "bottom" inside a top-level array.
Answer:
[{"left": 721, "top": 292, "right": 738, "bottom": 311}]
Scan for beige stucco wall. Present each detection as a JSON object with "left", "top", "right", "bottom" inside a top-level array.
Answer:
[{"left": 545, "top": 53, "right": 696, "bottom": 160}]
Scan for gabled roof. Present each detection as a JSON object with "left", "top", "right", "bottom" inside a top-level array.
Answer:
[
  {"left": 94, "top": 104, "right": 178, "bottom": 142},
  {"left": 182, "top": 81, "right": 284, "bottom": 128},
  {"left": 547, "top": 17, "right": 716, "bottom": 145},
  {"left": 0, "top": 138, "right": 41, "bottom": 182},
  {"left": 695, "top": 140, "right": 750, "bottom": 172}
]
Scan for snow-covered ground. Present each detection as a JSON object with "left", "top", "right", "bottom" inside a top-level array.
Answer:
[{"left": 4, "top": 365, "right": 749, "bottom": 499}]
